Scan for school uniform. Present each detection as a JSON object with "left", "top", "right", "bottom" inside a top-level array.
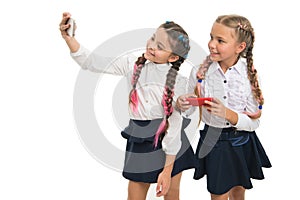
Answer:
[
  {"left": 71, "top": 45, "right": 196, "bottom": 183},
  {"left": 187, "top": 58, "right": 271, "bottom": 194}
]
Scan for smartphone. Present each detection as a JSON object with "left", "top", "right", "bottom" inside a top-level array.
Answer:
[
  {"left": 186, "top": 97, "right": 213, "bottom": 106},
  {"left": 66, "top": 18, "right": 74, "bottom": 37}
]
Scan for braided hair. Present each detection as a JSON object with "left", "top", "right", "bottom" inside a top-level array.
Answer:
[
  {"left": 196, "top": 14, "right": 263, "bottom": 121},
  {"left": 129, "top": 55, "right": 147, "bottom": 113},
  {"left": 129, "top": 21, "right": 190, "bottom": 147}
]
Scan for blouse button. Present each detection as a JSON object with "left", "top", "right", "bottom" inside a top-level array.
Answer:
[
  {"left": 223, "top": 96, "right": 227, "bottom": 99},
  {"left": 224, "top": 80, "right": 227, "bottom": 83}
]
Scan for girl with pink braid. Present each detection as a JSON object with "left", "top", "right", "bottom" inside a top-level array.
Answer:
[
  {"left": 176, "top": 14, "right": 271, "bottom": 199},
  {"left": 59, "top": 12, "right": 195, "bottom": 200}
]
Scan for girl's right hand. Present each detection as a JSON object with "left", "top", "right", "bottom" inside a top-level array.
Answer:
[
  {"left": 176, "top": 93, "right": 196, "bottom": 112},
  {"left": 59, "top": 12, "right": 75, "bottom": 41}
]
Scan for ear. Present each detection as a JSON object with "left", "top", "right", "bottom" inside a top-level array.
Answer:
[
  {"left": 168, "top": 54, "right": 179, "bottom": 63},
  {"left": 236, "top": 41, "right": 247, "bottom": 54}
]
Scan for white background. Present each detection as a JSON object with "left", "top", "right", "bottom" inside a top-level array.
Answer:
[{"left": 0, "top": 0, "right": 299, "bottom": 199}]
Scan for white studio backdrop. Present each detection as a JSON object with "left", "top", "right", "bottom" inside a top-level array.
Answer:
[{"left": 0, "top": 0, "right": 299, "bottom": 199}]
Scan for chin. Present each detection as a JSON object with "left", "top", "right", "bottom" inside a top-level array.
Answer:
[
  {"left": 145, "top": 55, "right": 155, "bottom": 62},
  {"left": 210, "top": 55, "right": 219, "bottom": 62},
  {"left": 144, "top": 53, "right": 151, "bottom": 60}
]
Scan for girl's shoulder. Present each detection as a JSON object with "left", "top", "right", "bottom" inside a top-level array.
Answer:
[
  {"left": 236, "top": 58, "right": 249, "bottom": 75},
  {"left": 175, "top": 73, "right": 188, "bottom": 87}
]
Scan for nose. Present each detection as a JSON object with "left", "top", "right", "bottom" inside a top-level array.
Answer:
[
  {"left": 148, "top": 44, "right": 156, "bottom": 51},
  {"left": 147, "top": 39, "right": 156, "bottom": 51},
  {"left": 208, "top": 39, "right": 216, "bottom": 49}
]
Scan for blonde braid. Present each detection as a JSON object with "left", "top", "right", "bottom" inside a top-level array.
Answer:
[
  {"left": 236, "top": 18, "right": 264, "bottom": 118},
  {"left": 195, "top": 56, "right": 213, "bottom": 124},
  {"left": 245, "top": 30, "right": 264, "bottom": 107},
  {"left": 217, "top": 14, "right": 264, "bottom": 118}
]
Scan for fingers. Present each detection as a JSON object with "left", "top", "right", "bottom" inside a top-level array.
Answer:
[
  {"left": 204, "top": 97, "right": 220, "bottom": 107},
  {"left": 156, "top": 181, "right": 168, "bottom": 197},
  {"left": 59, "top": 12, "right": 75, "bottom": 39},
  {"left": 212, "top": 97, "right": 221, "bottom": 104},
  {"left": 59, "top": 12, "right": 72, "bottom": 31},
  {"left": 176, "top": 98, "right": 190, "bottom": 111},
  {"left": 60, "top": 12, "right": 71, "bottom": 26},
  {"left": 176, "top": 93, "right": 195, "bottom": 111},
  {"left": 203, "top": 98, "right": 227, "bottom": 118},
  {"left": 60, "top": 24, "right": 70, "bottom": 31},
  {"left": 187, "top": 93, "right": 197, "bottom": 98},
  {"left": 156, "top": 181, "right": 162, "bottom": 196},
  {"left": 156, "top": 172, "right": 171, "bottom": 197}
]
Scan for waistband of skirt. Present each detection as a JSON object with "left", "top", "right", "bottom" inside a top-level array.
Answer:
[
  {"left": 203, "top": 124, "right": 253, "bottom": 140},
  {"left": 204, "top": 124, "right": 237, "bottom": 132}
]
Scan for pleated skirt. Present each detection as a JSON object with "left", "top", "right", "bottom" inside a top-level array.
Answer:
[{"left": 193, "top": 125, "right": 272, "bottom": 195}]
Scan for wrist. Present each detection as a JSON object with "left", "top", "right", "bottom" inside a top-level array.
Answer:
[
  {"left": 225, "top": 108, "right": 238, "bottom": 125},
  {"left": 174, "top": 104, "right": 182, "bottom": 113},
  {"left": 163, "top": 154, "right": 175, "bottom": 174},
  {"left": 162, "top": 165, "right": 173, "bottom": 175},
  {"left": 65, "top": 37, "right": 80, "bottom": 53}
]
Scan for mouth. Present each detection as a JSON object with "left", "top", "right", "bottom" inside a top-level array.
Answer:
[
  {"left": 210, "top": 51, "right": 219, "bottom": 56},
  {"left": 146, "top": 50, "right": 155, "bottom": 57}
]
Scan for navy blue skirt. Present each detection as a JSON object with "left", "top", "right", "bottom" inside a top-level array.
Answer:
[
  {"left": 121, "top": 117, "right": 196, "bottom": 183},
  {"left": 193, "top": 125, "right": 272, "bottom": 195}
]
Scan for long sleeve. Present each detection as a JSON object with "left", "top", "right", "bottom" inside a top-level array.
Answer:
[
  {"left": 70, "top": 44, "right": 187, "bottom": 154},
  {"left": 202, "top": 59, "right": 260, "bottom": 131},
  {"left": 182, "top": 66, "right": 198, "bottom": 117},
  {"left": 162, "top": 109, "right": 182, "bottom": 155},
  {"left": 161, "top": 75, "right": 189, "bottom": 155},
  {"left": 70, "top": 44, "right": 132, "bottom": 75},
  {"left": 187, "top": 65, "right": 198, "bottom": 94},
  {"left": 233, "top": 91, "right": 260, "bottom": 131},
  {"left": 235, "top": 113, "right": 259, "bottom": 131}
]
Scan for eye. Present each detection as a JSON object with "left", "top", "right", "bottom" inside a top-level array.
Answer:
[
  {"left": 150, "top": 34, "right": 155, "bottom": 41},
  {"left": 218, "top": 39, "right": 225, "bottom": 43},
  {"left": 157, "top": 44, "right": 163, "bottom": 50}
]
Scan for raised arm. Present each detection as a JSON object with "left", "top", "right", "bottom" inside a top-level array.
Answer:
[
  {"left": 59, "top": 12, "right": 132, "bottom": 75},
  {"left": 59, "top": 12, "right": 80, "bottom": 53}
]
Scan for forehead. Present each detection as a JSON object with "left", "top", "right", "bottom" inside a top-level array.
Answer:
[
  {"left": 211, "top": 22, "right": 236, "bottom": 40},
  {"left": 155, "top": 28, "right": 169, "bottom": 40},
  {"left": 154, "top": 28, "right": 171, "bottom": 46}
]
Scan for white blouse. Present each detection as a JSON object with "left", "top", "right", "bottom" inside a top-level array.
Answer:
[
  {"left": 71, "top": 45, "right": 189, "bottom": 155},
  {"left": 187, "top": 58, "right": 260, "bottom": 131}
]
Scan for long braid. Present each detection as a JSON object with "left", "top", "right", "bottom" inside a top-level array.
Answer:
[
  {"left": 127, "top": 21, "right": 190, "bottom": 147},
  {"left": 153, "top": 21, "right": 190, "bottom": 147},
  {"left": 195, "top": 56, "right": 213, "bottom": 124},
  {"left": 194, "top": 15, "right": 264, "bottom": 124},
  {"left": 217, "top": 15, "right": 264, "bottom": 119},
  {"left": 154, "top": 58, "right": 184, "bottom": 147},
  {"left": 129, "top": 54, "right": 147, "bottom": 113},
  {"left": 243, "top": 28, "right": 264, "bottom": 118}
]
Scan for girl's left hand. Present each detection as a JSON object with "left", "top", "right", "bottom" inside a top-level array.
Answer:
[
  {"left": 156, "top": 171, "right": 171, "bottom": 197},
  {"left": 204, "top": 98, "right": 227, "bottom": 119}
]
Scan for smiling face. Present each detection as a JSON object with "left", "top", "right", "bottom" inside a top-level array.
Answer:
[
  {"left": 144, "top": 28, "right": 179, "bottom": 64},
  {"left": 208, "top": 22, "right": 246, "bottom": 70}
]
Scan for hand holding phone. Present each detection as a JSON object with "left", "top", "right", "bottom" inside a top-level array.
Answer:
[
  {"left": 66, "top": 18, "right": 75, "bottom": 37},
  {"left": 186, "top": 97, "right": 213, "bottom": 106}
]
